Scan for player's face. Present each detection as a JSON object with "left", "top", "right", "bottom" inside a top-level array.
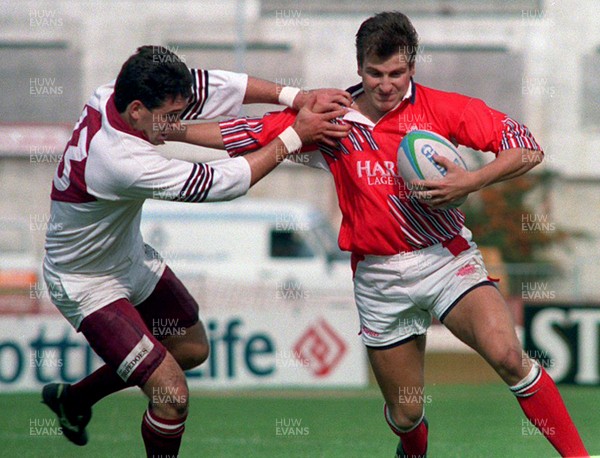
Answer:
[
  {"left": 357, "top": 52, "right": 415, "bottom": 119},
  {"left": 136, "top": 95, "right": 189, "bottom": 145}
]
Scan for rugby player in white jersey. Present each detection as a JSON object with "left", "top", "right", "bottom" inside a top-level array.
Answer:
[{"left": 41, "top": 45, "right": 350, "bottom": 457}]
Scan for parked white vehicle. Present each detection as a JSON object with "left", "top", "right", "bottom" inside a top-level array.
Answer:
[{"left": 140, "top": 198, "right": 353, "bottom": 293}]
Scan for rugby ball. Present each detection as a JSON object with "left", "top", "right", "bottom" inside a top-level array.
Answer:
[{"left": 398, "top": 130, "right": 468, "bottom": 208}]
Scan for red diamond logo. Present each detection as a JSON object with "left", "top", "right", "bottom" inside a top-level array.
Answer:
[{"left": 293, "top": 319, "right": 347, "bottom": 377}]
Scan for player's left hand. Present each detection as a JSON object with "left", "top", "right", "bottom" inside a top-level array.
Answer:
[
  {"left": 411, "top": 155, "right": 477, "bottom": 209},
  {"left": 292, "top": 95, "right": 350, "bottom": 147},
  {"left": 293, "top": 88, "right": 352, "bottom": 113}
]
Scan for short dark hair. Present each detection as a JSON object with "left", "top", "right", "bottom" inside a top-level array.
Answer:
[
  {"left": 355, "top": 12, "right": 419, "bottom": 68},
  {"left": 114, "top": 45, "right": 192, "bottom": 113}
]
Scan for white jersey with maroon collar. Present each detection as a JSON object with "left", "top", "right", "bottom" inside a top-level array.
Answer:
[{"left": 45, "top": 69, "right": 251, "bottom": 275}]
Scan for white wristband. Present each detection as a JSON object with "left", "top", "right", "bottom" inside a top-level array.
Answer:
[
  {"left": 278, "top": 86, "right": 301, "bottom": 108},
  {"left": 277, "top": 126, "right": 303, "bottom": 153}
]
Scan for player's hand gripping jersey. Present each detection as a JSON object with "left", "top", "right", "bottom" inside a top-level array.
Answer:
[
  {"left": 45, "top": 69, "right": 250, "bottom": 275},
  {"left": 220, "top": 80, "right": 542, "bottom": 256}
]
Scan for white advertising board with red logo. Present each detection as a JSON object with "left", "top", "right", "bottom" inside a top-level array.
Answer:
[
  {"left": 0, "top": 302, "right": 368, "bottom": 391},
  {"left": 185, "top": 304, "right": 367, "bottom": 388}
]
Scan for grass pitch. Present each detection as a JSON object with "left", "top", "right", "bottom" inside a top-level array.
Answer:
[{"left": 1, "top": 383, "right": 598, "bottom": 457}]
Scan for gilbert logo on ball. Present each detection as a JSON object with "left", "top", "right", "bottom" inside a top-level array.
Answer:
[{"left": 398, "top": 130, "right": 468, "bottom": 208}]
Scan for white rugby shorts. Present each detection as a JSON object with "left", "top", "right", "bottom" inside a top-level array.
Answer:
[
  {"left": 353, "top": 227, "right": 495, "bottom": 348},
  {"left": 43, "top": 244, "right": 166, "bottom": 330}
]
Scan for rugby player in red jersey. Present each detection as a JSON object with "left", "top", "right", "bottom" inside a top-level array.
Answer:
[
  {"left": 41, "top": 45, "right": 350, "bottom": 457},
  {"left": 172, "top": 12, "right": 589, "bottom": 458}
]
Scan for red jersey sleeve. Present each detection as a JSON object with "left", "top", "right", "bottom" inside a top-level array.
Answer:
[
  {"left": 219, "top": 109, "right": 297, "bottom": 157},
  {"left": 434, "top": 90, "right": 542, "bottom": 155}
]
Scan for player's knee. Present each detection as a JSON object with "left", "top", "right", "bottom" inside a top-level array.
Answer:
[
  {"left": 145, "top": 355, "right": 190, "bottom": 418},
  {"left": 491, "top": 346, "right": 527, "bottom": 380},
  {"left": 388, "top": 404, "right": 424, "bottom": 431},
  {"left": 150, "top": 381, "right": 189, "bottom": 418}
]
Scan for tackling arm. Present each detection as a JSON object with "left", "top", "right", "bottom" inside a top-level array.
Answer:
[
  {"left": 168, "top": 92, "right": 350, "bottom": 151},
  {"left": 119, "top": 104, "right": 347, "bottom": 203},
  {"left": 166, "top": 122, "right": 225, "bottom": 149},
  {"left": 238, "top": 101, "right": 348, "bottom": 186},
  {"left": 244, "top": 76, "right": 352, "bottom": 110},
  {"left": 181, "top": 69, "right": 351, "bottom": 121}
]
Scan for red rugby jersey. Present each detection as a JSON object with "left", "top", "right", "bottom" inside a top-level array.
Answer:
[{"left": 220, "top": 81, "right": 542, "bottom": 256}]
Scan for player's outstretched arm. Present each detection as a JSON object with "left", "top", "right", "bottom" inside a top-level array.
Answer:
[
  {"left": 243, "top": 102, "right": 348, "bottom": 186},
  {"left": 168, "top": 90, "right": 351, "bottom": 150},
  {"left": 182, "top": 69, "right": 350, "bottom": 122},
  {"left": 166, "top": 122, "right": 225, "bottom": 149},
  {"left": 290, "top": 88, "right": 352, "bottom": 111},
  {"left": 244, "top": 77, "right": 352, "bottom": 109},
  {"left": 114, "top": 98, "right": 347, "bottom": 204}
]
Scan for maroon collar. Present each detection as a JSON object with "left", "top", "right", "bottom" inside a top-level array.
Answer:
[{"left": 106, "top": 93, "right": 149, "bottom": 142}]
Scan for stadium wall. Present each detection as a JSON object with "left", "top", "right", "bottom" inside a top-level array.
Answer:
[{"left": 1, "top": 2, "right": 599, "bottom": 299}]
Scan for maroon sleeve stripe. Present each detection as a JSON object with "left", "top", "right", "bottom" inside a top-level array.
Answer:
[
  {"left": 182, "top": 164, "right": 203, "bottom": 198},
  {"left": 181, "top": 69, "right": 208, "bottom": 121},
  {"left": 186, "top": 164, "right": 213, "bottom": 202},
  {"left": 176, "top": 163, "right": 213, "bottom": 202},
  {"left": 192, "top": 166, "right": 214, "bottom": 202},
  {"left": 179, "top": 163, "right": 199, "bottom": 195},
  {"left": 198, "top": 70, "right": 209, "bottom": 117}
]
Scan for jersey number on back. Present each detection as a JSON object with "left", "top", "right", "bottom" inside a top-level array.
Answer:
[{"left": 51, "top": 106, "right": 102, "bottom": 203}]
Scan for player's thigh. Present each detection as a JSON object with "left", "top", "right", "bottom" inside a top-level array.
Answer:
[
  {"left": 78, "top": 298, "right": 167, "bottom": 387},
  {"left": 161, "top": 321, "right": 208, "bottom": 370},
  {"left": 442, "top": 284, "right": 530, "bottom": 383},
  {"left": 367, "top": 335, "right": 426, "bottom": 413},
  {"left": 136, "top": 266, "right": 208, "bottom": 367},
  {"left": 354, "top": 255, "right": 432, "bottom": 348}
]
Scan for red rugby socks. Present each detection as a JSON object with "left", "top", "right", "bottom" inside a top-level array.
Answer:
[
  {"left": 384, "top": 404, "right": 428, "bottom": 457},
  {"left": 511, "top": 364, "right": 588, "bottom": 457}
]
